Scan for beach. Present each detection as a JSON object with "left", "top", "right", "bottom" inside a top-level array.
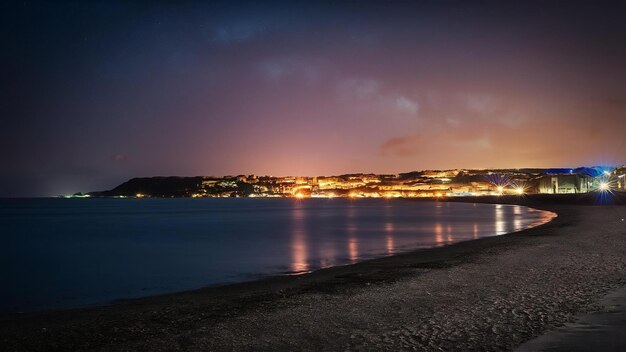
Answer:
[{"left": 2, "top": 195, "right": 625, "bottom": 351}]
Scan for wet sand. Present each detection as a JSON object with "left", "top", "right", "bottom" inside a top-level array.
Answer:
[
  {"left": 1, "top": 194, "right": 625, "bottom": 351},
  {"left": 516, "top": 286, "right": 626, "bottom": 352}
]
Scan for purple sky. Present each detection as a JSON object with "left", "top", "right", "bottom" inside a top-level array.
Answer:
[{"left": 2, "top": 1, "right": 625, "bottom": 196}]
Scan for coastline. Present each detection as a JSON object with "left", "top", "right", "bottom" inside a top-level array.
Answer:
[{"left": 1, "top": 194, "right": 625, "bottom": 351}]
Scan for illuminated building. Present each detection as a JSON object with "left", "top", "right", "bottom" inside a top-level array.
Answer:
[
  {"left": 535, "top": 167, "right": 611, "bottom": 194},
  {"left": 615, "top": 166, "right": 626, "bottom": 190},
  {"left": 98, "top": 166, "right": 624, "bottom": 199}
]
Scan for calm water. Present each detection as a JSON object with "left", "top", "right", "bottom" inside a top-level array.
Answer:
[{"left": 0, "top": 198, "right": 553, "bottom": 313}]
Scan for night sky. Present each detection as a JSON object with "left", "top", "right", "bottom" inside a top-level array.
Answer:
[{"left": 2, "top": 1, "right": 625, "bottom": 197}]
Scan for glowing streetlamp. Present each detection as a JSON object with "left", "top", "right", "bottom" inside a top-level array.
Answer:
[
  {"left": 598, "top": 182, "right": 609, "bottom": 191},
  {"left": 496, "top": 186, "right": 504, "bottom": 195},
  {"left": 515, "top": 187, "right": 524, "bottom": 195}
]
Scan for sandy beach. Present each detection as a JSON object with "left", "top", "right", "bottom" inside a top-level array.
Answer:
[{"left": 2, "top": 194, "right": 625, "bottom": 351}]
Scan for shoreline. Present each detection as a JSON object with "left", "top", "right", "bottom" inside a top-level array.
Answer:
[{"left": 2, "top": 194, "right": 625, "bottom": 351}]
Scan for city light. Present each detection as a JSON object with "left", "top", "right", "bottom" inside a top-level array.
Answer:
[{"left": 86, "top": 166, "right": 625, "bottom": 199}]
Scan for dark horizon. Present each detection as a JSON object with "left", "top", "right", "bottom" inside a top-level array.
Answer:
[{"left": 2, "top": 0, "right": 626, "bottom": 197}]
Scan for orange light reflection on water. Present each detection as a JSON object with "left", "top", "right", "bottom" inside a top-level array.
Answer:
[
  {"left": 385, "top": 222, "right": 395, "bottom": 255},
  {"left": 347, "top": 203, "right": 359, "bottom": 263},
  {"left": 290, "top": 205, "right": 308, "bottom": 273},
  {"left": 435, "top": 223, "right": 444, "bottom": 246},
  {"left": 495, "top": 204, "right": 506, "bottom": 235},
  {"left": 513, "top": 205, "right": 522, "bottom": 231},
  {"left": 348, "top": 238, "right": 358, "bottom": 263},
  {"left": 319, "top": 243, "right": 336, "bottom": 269}
]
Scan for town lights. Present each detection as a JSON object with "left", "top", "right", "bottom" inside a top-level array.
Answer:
[
  {"left": 598, "top": 182, "right": 609, "bottom": 191},
  {"left": 496, "top": 186, "right": 504, "bottom": 194},
  {"left": 295, "top": 193, "right": 304, "bottom": 199},
  {"left": 515, "top": 187, "right": 524, "bottom": 195}
]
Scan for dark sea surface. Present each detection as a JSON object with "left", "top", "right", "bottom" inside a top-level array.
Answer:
[{"left": 0, "top": 198, "right": 554, "bottom": 313}]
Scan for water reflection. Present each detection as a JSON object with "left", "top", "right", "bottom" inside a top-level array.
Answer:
[
  {"left": 513, "top": 205, "right": 523, "bottom": 231},
  {"left": 385, "top": 222, "right": 395, "bottom": 255},
  {"left": 290, "top": 204, "right": 308, "bottom": 273},
  {"left": 347, "top": 202, "right": 359, "bottom": 263},
  {"left": 318, "top": 243, "right": 336, "bottom": 269},
  {"left": 291, "top": 201, "right": 544, "bottom": 274},
  {"left": 532, "top": 210, "right": 557, "bottom": 227},
  {"left": 4, "top": 198, "right": 559, "bottom": 313},
  {"left": 348, "top": 238, "right": 358, "bottom": 263},
  {"left": 495, "top": 204, "right": 506, "bottom": 235},
  {"left": 384, "top": 204, "right": 395, "bottom": 256},
  {"left": 435, "top": 223, "right": 444, "bottom": 245}
]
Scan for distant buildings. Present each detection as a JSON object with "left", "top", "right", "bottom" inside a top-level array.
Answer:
[
  {"left": 192, "top": 167, "right": 621, "bottom": 198},
  {"left": 536, "top": 167, "right": 614, "bottom": 194},
  {"left": 88, "top": 166, "right": 626, "bottom": 198},
  {"left": 537, "top": 174, "right": 592, "bottom": 194},
  {"left": 614, "top": 166, "right": 626, "bottom": 191}
]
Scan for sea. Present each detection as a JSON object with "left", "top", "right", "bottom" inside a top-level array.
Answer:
[{"left": 0, "top": 198, "right": 554, "bottom": 313}]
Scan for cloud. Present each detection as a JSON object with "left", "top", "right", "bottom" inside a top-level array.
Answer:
[
  {"left": 380, "top": 132, "right": 493, "bottom": 158},
  {"left": 257, "top": 57, "right": 319, "bottom": 82},
  {"left": 379, "top": 92, "right": 529, "bottom": 159},
  {"left": 210, "top": 21, "right": 267, "bottom": 43},
  {"left": 460, "top": 93, "right": 497, "bottom": 114},
  {"left": 378, "top": 96, "right": 618, "bottom": 168},
  {"left": 394, "top": 96, "right": 419, "bottom": 115},
  {"left": 336, "top": 78, "right": 420, "bottom": 120},
  {"left": 111, "top": 153, "right": 128, "bottom": 162},
  {"left": 380, "top": 134, "right": 421, "bottom": 156},
  {"left": 446, "top": 117, "right": 461, "bottom": 127},
  {"left": 336, "top": 78, "right": 381, "bottom": 101}
]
